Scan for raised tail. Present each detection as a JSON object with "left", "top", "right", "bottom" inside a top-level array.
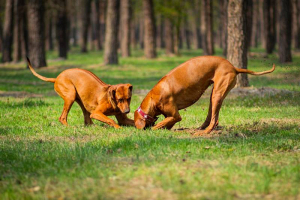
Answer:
[
  {"left": 235, "top": 64, "right": 275, "bottom": 75},
  {"left": 27, "top": 57, "right": 56, "bottom": 83}
]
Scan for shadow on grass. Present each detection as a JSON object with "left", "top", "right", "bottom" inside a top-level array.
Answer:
[{"left": 0, "top": 98, "right": 51, "bottom": 108}]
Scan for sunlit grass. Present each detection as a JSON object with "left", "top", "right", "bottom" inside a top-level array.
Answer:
[{"left": 0, "top": 48, "right": 300, "bottom": 199}]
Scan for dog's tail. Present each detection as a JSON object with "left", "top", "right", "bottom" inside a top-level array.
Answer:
[
  {"left": 27, "top": 57, "right": 56, "bottom": 83},
  {"left": 235, "top": 64, "right": 275, "bottom": 75}
]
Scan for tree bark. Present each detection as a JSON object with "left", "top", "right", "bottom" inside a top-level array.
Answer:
[
  {"left": 184, "top": 16, "right": 191, "bottom": 49},
  {"left": 165, "top": 18, "right": 174, "bottom": 55},
  {"left": 2, "top": 0, "right": 14, "bottom": 62},
  {"left": 259, "top": 0, "right": 266, "bottom": 48},
  {"left": 246, "top": 0, "right": 253, "bottom": 50},
  {"left": 292, "top": 0, "right": 300, "bottom": 49},
  {"left": 279, "top": 0, "right": 292, "bottom": 63},
  {"left": 104, "top": 0, "right": 120, "bottom": 64},
  {"left": 263, "top": 0, "right": 276, "bottom": 54},
  {"left": 91, "top": 0, "right": 101, "bottom": 51},
  {"left": 251, "top": 0, "right": 259, "bottom": 48},
  {"left": 139, "top": 16, "right": 144, "bottom": 49},
  {"left": 143, "top": 0, "right": 156, "bottom": 58},
  {"left": 46, "top": 15, "right": 54, "bottom": 51},
  {"left": 191, "top": 1, "right": 201, "bottom": 49},
  {"left": 201, "top": 0, "right": 214, "bottom": 55},
  {"left": 13, "top": 0, "right": 24, "bottom": 62},
  {"left": 21, "top": 2, "right": 29, "bottom": 61},
  {"left": 221, "top": 0, "right": 228, "bottom": 56},
  {"left": 156, "top": 14, "right": 164, "bottom": 49},
  {"left": 79, "top": 0, "right": 91, "bottom": 53},
  {"left": 227, "top": 0, "right": 248, "bottom": 87},
  {"left": 56, "top": 0, "right": 69, "bottom": 59},
  {"left": 27, "top": 0, "right": 47, "bottom": 68},
  {"left": 120, "top": 0, "right": 131, "bottom": 57}
]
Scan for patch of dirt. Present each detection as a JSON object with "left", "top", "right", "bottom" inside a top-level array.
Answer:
[
  {"left": 174, "top": 127, "right": 224, "bottom": 138},
  {"left": 0, "top": 90, "right": 43, "bottom": 98}
]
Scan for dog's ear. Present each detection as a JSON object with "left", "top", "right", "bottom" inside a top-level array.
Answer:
[
  {"left": 127, "top": 84, "right": 133, "bottom": 93},
  {"left": 109, "top": 86, "right": 117, "bottom": 100}
]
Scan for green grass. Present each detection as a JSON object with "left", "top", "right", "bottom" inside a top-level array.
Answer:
[{"left": 0, "top": 48, "right": 300, "bottom": 199}]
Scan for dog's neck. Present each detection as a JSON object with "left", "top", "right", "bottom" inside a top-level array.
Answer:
[{"left": 140, "top": 95, "right": 157, "bottom": 118}]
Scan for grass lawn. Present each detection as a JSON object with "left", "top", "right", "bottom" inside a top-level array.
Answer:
[{"left": 0, "top": 48, "right": 300, "bottom": 199}]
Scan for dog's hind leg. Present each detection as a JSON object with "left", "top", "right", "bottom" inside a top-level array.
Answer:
[
  {"left": 199, "top": 87, "right": 214, "bottom": 130},
  {"left": 76, "top": 99, "right": 94, "bottom": 126},
  {"left": 55, "top": 84, "right": 76, "bottom": 126},
  {"left": 194, "top": 74, "right": 236, "bottom": 136}
]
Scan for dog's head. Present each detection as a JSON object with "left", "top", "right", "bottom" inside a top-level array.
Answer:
[
  {"left": 134, "top": 109, "right": 146, "bottom": 129},
  {"left": 108, "top": 84, "right": 133, "bottom": 114},
  {"left": 134, "top": 107, "right": 157, "bottom": 129}
]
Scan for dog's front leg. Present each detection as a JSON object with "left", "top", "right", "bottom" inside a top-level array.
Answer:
[
  {"left": 90, "top": 112, "right": 121, "bottom": 129},
  {"left": 116, "top": 114, "right": 135, "bottom": 126},
  {"left": 152, "top": 116, "right": 181, "bottom": 130}
]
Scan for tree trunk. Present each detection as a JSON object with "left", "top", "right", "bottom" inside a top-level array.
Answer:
[
  {"left": 279, "top": 0, "right": 292, "bottom": 63},
  {"left": 201, "top": 0, "right": 214, "bottom": 55},
  {"left": 165, "top": 18, "right": 174, "bottom": 55},
  {"left": 139, "top": 16, "right": 144, "bottom": 49},
  {"left": 120, "top": 0, "right": 131, "bottom": 57},
  {"left": 2, "top": 0, "right": 14, "bottom": 63},
  {"left": 292, "top": 0, "right": 300, "bottom": 49},
  {"left": 13, "top": 0, "right": 24, "bottom": 62},
  {"left": 251, "top": 0, "right": 259, "bottom": 48},
  {"left": 191, "top": 1, "right": 200, "bottom": 49},
  {"left": 221, "top": 0, "right": 228, "bottom": 56},
  {"left": 156, "top": 14, "right": 164, "bottom": 49},
  {"left": 263, "top": 0, "right": 276, "bottom": 54},
  {"left": 91, "top": 0, "right": 101, "bottom": 51},
  {"left": 56, "top": 0, "right": 69, "bottom": 59},
  {"left": 71, "top": 11, "right": 78, "bottom": 47},
  {"left": 46, "top": 16, "right": 54, "bottom": 51},
  {"left": 246, "top": 0, "right": 253, "bottom": 50},
  {"left": 79, "top": 0, "right": 91, "bottom": 53},
  {"left": 259, "top": 0, "right": 266, "bottom": 48},
  {"left": 184, "top": 16, "right": 191, "bottom": 49},
  {"left": 227, "top": 0, "right": 248, "bottom": 87},
  {"left": 104, "top": 0, "right": 120, "bottom": 64},
  {"left": 143, "top": 0, "right": 156, "bottom": 58},
  {"left": 27, "top": 0, "right": 47, "bottom": 68},
  {"left": 21, "top": 3, "right": 29, "bottom": 61},
  {"left": 99, "top": 0, "right": 106, "bottom": 47}
]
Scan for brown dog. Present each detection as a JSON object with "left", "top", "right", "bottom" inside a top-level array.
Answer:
[
  {"left": 134, "top": 56, "right": 275, "bottom": 135},
  {"left": 27, "top": 58, "right": 134, "bottom": 128}
]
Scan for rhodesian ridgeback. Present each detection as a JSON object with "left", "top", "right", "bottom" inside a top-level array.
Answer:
[
  {"left": 27, "top": 58, "right": 134, "bottom": 128},
  {"left": 134, "top": 56, "right": 275, "bottom": 135}
]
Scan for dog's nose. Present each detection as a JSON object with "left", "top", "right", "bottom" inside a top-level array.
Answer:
[{"left": 124, "top": 109, "right": 130, "bottom": 114}]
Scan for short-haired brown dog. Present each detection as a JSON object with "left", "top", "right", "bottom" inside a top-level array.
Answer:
[
  {"left": 134, "top": 56, "right": 275, "bottom": 136},
  {"left": 27, "top": 58, "right": 134, "bottom": 128}
]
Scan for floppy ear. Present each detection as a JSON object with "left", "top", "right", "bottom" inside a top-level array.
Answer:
[
  {"left": 128, "top": 84, "right": 133, "bottom": 93},
  {"left": 108, "top": 86, "right": 117, "bottom": 100}
]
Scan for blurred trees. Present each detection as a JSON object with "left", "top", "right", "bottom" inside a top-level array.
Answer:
[{"left": 0, "top": 0, "right": 298, "bottom": 66}]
